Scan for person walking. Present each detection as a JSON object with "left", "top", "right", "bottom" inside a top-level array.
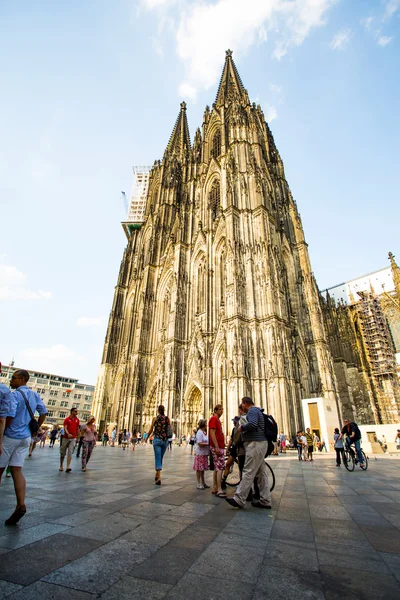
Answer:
[
  {"left": 131, "top": 429, "right": 138, "bottom": 451},
  {"left": 278, "top": 432, "right": 287, "bottom": 453},
  {"left": 189, "top": 429, "right": 197, "bottom": 455},
  {"left": 193, "top": 419, "right": 209, "bottom": 489},
  {"left": 208, "top": 404, "right": 226, "bottom": 498},
  {"left": 39, "top": 429, "right": 47, "bottom": 448},
  {"left": 111, "top": 428, "right": 116, "bottom": 446},
  {"left": 0, "top": 381, "right": 13, "bottom": 481},
  {"left": 49, "top": 426, "right": 58, "bottom": 448},
  {"left": 146, "top": 405, "right": 172, "bottom": 484},
  {"left": 81, "top": 416, "right": 97, "bottom": 472},
  {"left": 225, "top": 396, "right": 271, "bottom": 509},
  {"left": 102, "top": 430, "right": 109, "bottom": 446},
  {"left": 0, "top": 369, "right": 47, "bottom": 525},
  {"left": 75, "top": 424, "right": 85, "bottom": 458},
  {"left": 59, "top": 407, "right": 80, "bottom": 473},
  {"left": 334, "top": 427, "right": 344, "bottom": 466}
]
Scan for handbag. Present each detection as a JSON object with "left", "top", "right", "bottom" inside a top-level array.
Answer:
[
  {"left": 18, "top": 389, "right": 39, "bottom": 436},
  {"left": 166, "top": 418, "right": 173, "bottom": 439}
]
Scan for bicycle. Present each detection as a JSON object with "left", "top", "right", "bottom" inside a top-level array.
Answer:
[
  {"left": 224, "top": 455, "right": 276, "bottom": 492},
  {"left": 343, "top": 444, "right": 368, "bottom": 472}
]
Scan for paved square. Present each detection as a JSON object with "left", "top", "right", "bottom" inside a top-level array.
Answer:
[{"left": 0, "top": 445, "right": 399, "bottom": 599}]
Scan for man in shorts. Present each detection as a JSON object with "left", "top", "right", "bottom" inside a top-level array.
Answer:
[
  {"left": 208, "top": 404, "right": 226, "bottom": 498},
  {"left": 0, "top": 369, "right": 47, "bottom": 525},
  {"left": 60, "top": 407, "right": 80, "bottom": 473}
]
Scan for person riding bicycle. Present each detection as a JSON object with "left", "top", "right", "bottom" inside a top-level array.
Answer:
[{"left": 340, "top": 419, "right": 364, "bottom": 468}]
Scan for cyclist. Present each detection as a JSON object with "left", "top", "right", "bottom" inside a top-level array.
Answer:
[{"left": 340, "top": 419, "right": 364, "bottom": 468}]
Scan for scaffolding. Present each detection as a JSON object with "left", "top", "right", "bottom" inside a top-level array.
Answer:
[{"left": 356, "top": 291, "right": 400, "bottom": 423}]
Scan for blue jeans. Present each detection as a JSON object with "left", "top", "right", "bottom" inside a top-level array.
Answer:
[
  {"left": 153, "top": 437, "right": 168, "bottom": 470},
  {"left": 346, "top": 438, "right": 364, "bottom": 464}
]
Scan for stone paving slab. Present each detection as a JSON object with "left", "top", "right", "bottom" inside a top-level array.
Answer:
[{"left": 0, "top": 445, "right": 399, "bottom": 598}]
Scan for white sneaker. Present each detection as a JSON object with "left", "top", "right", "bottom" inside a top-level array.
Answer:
[{"left": 197, "top": 484, "right": 205, "bottom": 489}]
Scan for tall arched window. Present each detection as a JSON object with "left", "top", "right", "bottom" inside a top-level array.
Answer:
[
  {"left": 209, "top": 179, "right": 221, "bottom": 221},
  {"left": 162, "top": 292, "right": 170, "bottom": 329},
  {"left": 197, "top": 263, "right": 205, "bottom": 313},
  {"left": 220, "top": 249, "right": 226, "bottom": 301},
  {"left": 211, "top": 130, "right": 221, "bottom": 158}
]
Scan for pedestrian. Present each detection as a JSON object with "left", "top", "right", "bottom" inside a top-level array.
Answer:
[
  {"left": 313, "top": 432, "right": 320, "bottom": 451},
  {"left": 193, "top": 419, "right": 209, "bottom": 489},
  {"left": 0, "top": 369, "right": 47, "bottom": 525},
  {"left": 59, "top": 407, "right": 80, "bottom": 473},
  {"left": 121, "top": 429, "right": 128, "bottom": 450},
  {"left": 222, "top": 415, "right": 240, "bottom": 489},
  {"left": 295, "top": 431, "right": 302, "bottom": 460},
  {"left": 146, "top": 405, "right": 172, "bottom": 484},
  {"left": 334, "top": 427, "right": 344, "bottom": 467},
  {"left": 75, "top": 424, "right": 85, "bottom": 458},
  {"left": 118, "top": 431, "right": 123, "bottom": 446},
  {"left": 28, "top": 430, "right": 41, "bottom": 457},
  {"left": 137, "top": 432, "right": 142, "bottom": 445},
  {"left": 225, "top": 396, "right": 271, "bottom": 510},
  {"left": 189, "top": 429, "right": 196, "bottom": 455},
  {"left": 395, "top": 429, "right": 400, "bottom": 450},
  {"left": 167, "top": 433, "right": 173, "bottom": 451},
  {"left": 39, "top": 429, "right": 47, "bottom": 448},
  {"left": 380, "top": 435, "right": 388, "bottom": 453},
  {"left": 278, "top": 431, "right": 286, "bottom": 453},
  {"left": 208, "top": 404, "right": 226, "bottom": 498},
  {"left": 102, "top": 431, "right": 109, "bottom": 446},
  {"left": 81, "top": 416, "right": 97, "bottom": 472},
  {"left": 305, "top": 428, "right": 314, "bottom": 461},
  {"left": 49, "top": 426, "right": 58, "bottom": 448},
  {"left": 131, "top": 429, "right": 138, "bottom": 451},
  {"left": 300, "top": 431, "right": 308, "bottom": 461},
  {"left": 111, "top": 428, "right": 116, "bottom": 446},
  {"left": 0, "top": 380, "right": 13, "bottom": 478}
]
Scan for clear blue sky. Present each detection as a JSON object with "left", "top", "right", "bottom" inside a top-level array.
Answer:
[{"left": 1, "top": 0, "right": 399, "bottom": 383}]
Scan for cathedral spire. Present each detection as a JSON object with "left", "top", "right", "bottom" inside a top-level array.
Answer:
[
  {"left": 215, "top": 49, "right": 249, "bottom": 107},
  {"left": 389, "top": 251, "right": 400, "bottom": 299},
  {"left": 164, "top": 101, "right": 191, "bottom": 159}
]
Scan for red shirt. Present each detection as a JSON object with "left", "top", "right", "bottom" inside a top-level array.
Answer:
[
  {"left": 63, "top": 416, "right": 80, "bottom": 439},
  {"left": 208, "top": 415, "right": 225, "bottom": 449}
]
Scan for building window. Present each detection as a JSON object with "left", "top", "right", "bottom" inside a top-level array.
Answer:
[
  {"left": 209, "top": 180, "right": 221, "bottom": 221},
  {"left": 59, "top": 411, "right": 67, "bottom": 418},
  {"left": 47, "top": 411, "right": 54, "bottom": 417},
  {"left": 211, "top": 130, "right": 221, "bottom": 158},
  {"left": 60, "top": 401, "right": 69, "bottom": 407}
]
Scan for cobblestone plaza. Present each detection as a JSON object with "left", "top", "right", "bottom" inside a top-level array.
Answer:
[{"left": 0, "top": 447, "right": 400, "bottom": 599}]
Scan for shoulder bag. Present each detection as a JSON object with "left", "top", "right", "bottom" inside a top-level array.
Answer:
[{"left": 18, "top": 389, "right": 39, "bottom": 436}]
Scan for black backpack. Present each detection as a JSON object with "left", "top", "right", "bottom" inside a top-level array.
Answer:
[{"left": 263, "top": 413, "right": 278, "bottom": 442}]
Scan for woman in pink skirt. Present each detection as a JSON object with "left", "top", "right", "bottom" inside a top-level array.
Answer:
[{"left": 193, "top": 419, "right": 210, "bottom": 489}]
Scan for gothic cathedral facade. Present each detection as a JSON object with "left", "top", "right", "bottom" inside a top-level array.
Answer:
[{"left": 93, "top": 51, "right": 341, "bottom": 435}]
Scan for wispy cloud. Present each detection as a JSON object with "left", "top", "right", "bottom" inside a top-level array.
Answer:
[
  {"left": 142, "top": 0, "right": 336, "bottom": 100},
  {"left": 362, "top": 1, "right": 398, "bottom": 46},
  {"left": 330, "top": 28, "right": 352, "bottom": 50},
  {"left": 17, "top": 345, "right": 87, "bottom": 378},
  {"left": 377, "top": 35, "right": 393, "bottom": 46},
  {"left": 0, "top": 264, "right": 52, "bottom": 301},
  {"left": 76, "top": 316, "right": 106, "bottom": 327},
  {"left": 264, "top": 105, "right": 278, "bottom": 123}
]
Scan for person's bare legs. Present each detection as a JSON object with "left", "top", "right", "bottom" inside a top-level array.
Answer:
[
  {"left": 66, "top": 454, "right": 72, "bottom": 470},
  {"left": 215, "top": 470, "right": 223, "bottom": 494},
  {"left": 10, "top": 467, "right": 26, "bottom": 508}
]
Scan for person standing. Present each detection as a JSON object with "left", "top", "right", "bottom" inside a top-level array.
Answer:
[
  {"left": 81, "top": 417, "right": 97, "bottom": 472},
  {"left": 278, "top": 432, "right": 286, "bottom": 453},
  {"left": 208, "top": 404, "right": 226, "bottom": 498},
  {"left": 146, "top": 405, "right": 172, "bottom": 484},
  {"left": 295, "top": 431, "right": 302, "bottom": 461},
  {"left": 225, "top": 397, "right": 271, "bottom": 509},
  {"left": 334, "top": 428, "right": 344, "bottom": 467},
  {"left": 305, "top": 428, "right": 314, "bottom": 462},
  {"left": 0, "top": 369, "right": 47, "bottom": 525},
  {"left": 0, "top": 381, "right": 13, "bottom": 477},
  {"left": 59, "top": 407, "right": 80, "bottom": 473},
  {"left": 193, "top": 419, "right": 209, "bottom": 489},
  {"left": 395, "top": 429, "right": 400, "bottom": 450},
  {"left": 189, "top": 429, "right": 197, "bottom": 455},
  {"left": 111, "top": 428, "right": 116, "bottom": 446},
  {"left": 102, "top": 430, "right": 109, "bottom": 446},
  {"left": 300, "top": 431, "right": 308, "bottom": 461},
  {"left": 39, "top": 429, "right": 47, "bottom": 448}
]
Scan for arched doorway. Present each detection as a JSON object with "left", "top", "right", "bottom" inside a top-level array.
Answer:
[{"left": 182, "top": 386, "right": 203, "bottom": 437}]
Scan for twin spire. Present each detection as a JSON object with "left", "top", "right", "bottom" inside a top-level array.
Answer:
[{"left": 165, "top": 50, "right": 248, "bottom": 157}]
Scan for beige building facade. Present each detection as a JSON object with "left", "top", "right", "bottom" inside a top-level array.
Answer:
[
  {"left": 0, "top": 364, "right": 95, "bottom": 428},
  {"left": 93, "top": 51, "right": 342, "bottom": 437}
]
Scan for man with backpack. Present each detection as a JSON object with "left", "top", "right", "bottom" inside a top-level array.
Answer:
[
  {"left": 340, "top": 419, "right": 364, "bottom": 468},
  {"left": 225, "top": 396, "right": 272, "bottom": 510}
]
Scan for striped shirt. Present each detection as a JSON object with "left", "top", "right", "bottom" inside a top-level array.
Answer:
[{"left": 241, "top": 407, "right": 267, "bottom": 442}]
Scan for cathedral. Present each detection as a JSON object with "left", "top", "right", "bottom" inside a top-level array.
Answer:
[{"left": 92, "top": 50, "right": 345, "bottom": 437}]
